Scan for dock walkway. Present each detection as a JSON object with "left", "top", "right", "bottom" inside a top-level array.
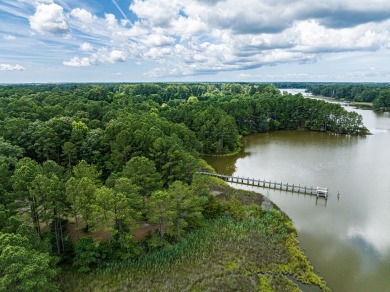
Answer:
[{"left": 198, "top": 172, "right": 328, "bottom": 198}]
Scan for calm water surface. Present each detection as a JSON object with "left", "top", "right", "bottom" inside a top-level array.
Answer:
[{"left": 205, "top": 96, "right": 390, "bottom": 291}]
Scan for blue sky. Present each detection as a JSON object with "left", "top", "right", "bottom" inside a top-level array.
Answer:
[{"left": 1, "top": 0, "right": 390, "bottom": 83}]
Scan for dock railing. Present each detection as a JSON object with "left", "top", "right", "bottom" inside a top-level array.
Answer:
[{"left": 197, "top": 172, "right": 329, "bottom": 198}]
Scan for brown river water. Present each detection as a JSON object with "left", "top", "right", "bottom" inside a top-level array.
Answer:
[{"left": 205, "top": 91, "right": 390, "bottom": 291}]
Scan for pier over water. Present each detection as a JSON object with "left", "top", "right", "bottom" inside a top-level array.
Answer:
[{"left": 197, "top": 172, "right": 329, "bottom": 198}]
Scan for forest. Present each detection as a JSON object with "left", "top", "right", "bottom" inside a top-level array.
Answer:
[
  {"left": 0, "top": 82, "right": 363, "bottom": 291},
  {"left": 306, "top": 83, "right": 390, "bottom": 110}
]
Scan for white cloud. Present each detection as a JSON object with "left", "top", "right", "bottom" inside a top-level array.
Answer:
[
  {"left": 4, "top": 35, "right": 16, "bottom": 41},
  {"left": 183, "top": 0, "right": 390, "bottom": 33},
  {"left": 292, "top": 20, "right": 390, "bottom": 53},
  {"left": 120, "top": 0, "right": 390, "bottom": 76},
  {"left": 144, "top": 47, "right": 172, "bottom": 59},
  {"left": 121, "top": 19, "right": 131, "bottom": 27},
  {"left": 105, "top": 13, "right": 119, "bottom": 31},
  {"left": 63, "top": 56, "right": 91, "bottom": 67},
  {"left": 108, "top": 50, "right": 126, "bottom": 63},
  {"left": 0, "top": 64, "right": 25, "bottom": 71},
  {"left": 130, "top": 0, "right": 182, "bottom": 26},
  {"left": 141, "top": 34, "right": 175, "bottom": 47},
  {"left": 170, "top": 16, "right": 207, "bottom": 35},
  {"left": 29, "top": 3, "right": 69, "bottom": 35},
  {"left": 10, "top": 0, "right": 390, "bottom": 78},
  {"left": 80, "top": 42, "right": 93, "bottom": 52},
  {"left": 63, "top": 49, "right": 126, "bottom": 67},
  {"left": 70, "top": 8, "right": 96, "bottom": 24}
]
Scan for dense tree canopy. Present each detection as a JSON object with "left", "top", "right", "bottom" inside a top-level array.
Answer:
[{"left": 0, "top": 82, "right": 369, "bottom": 289}]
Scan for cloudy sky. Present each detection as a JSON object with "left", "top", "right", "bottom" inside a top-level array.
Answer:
[{"left": 1, "top": 0, "right": 390, "bottom": 83}]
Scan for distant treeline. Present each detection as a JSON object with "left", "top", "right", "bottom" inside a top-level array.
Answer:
[{"left": 306, "top": 83, "right": 390, "bottom": 111}]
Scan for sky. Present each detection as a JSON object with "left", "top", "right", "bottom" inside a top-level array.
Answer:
[{"left": 1, "top": 0, "right": 390, "bottom": 83}]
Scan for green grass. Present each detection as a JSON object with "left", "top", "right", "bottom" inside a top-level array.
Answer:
[
  {"left": 350, "top": 101, "right": 373, "bottom": 108},
  {"left": 201, "top": 146, "right": 242, "bottom": 157},
  {"left": 58, "top": 183, "right": 329, "bottom": 292}
]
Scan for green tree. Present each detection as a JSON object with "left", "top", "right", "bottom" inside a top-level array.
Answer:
[
  {"left": 11, "top": 158, "right": 42, "bottom": 234},
  {"left": 192, "top": 106, "right": 240, "bottom": 154},
  {"left": 187, "top": 96, "right": 199, "bottom": 103},
  {"left": 0, "top": 204, "right": 12, "bottom": 231},
  {"left": 72, "top": 160, "right": 101, "bottom": 184},
  {"left": 2, "top": 118, "right": 30, "bottom": 152},
  {"left": 147, "top": 190, "right": 174, "bottom": 243},
  {"left": 167, "top": 181, "right": 203, "bottom": 240},
  {"left": 46, "top": 117, "right": 73, "bottom": 162},
  {"left": 73, "top": 237, "right": 99, "bottom": 273},
  {"left": 0, "top": 232, "right": 58, "bottom": 291},
  {"left": 80, "top": 128, "right": 106, "bottom": 167},
  {"left": 92, "top": 181, "right": 141, "bottom": 255},
  {"left": 0, "top": 158, "right": 16, "bottom": 205},
  {"left": 32, "top": 123, "right": 58, "bottom": 162},
  {"left": 122, "top": 156, "right": 162, "bottom": 201},
  {"left": 65, "top": 176, "right": 97, "bottom": 234},
  {"left": 70, "top": 121, "right": 89, "bottom": 158},
  {"left": 62, "top": 141, "right": 78, "bottom": 168},
  {"left": 91, "top": 186, "right": 115, "bottom": 231},
  {"left": 30, "top": 169, "right": 67, "bottom": 254},
  {"left": 0, "top": 137, "right": 24, "bottom": 161},
  {"left": 373, "top": 90, "right": 390, "bottom": 110},
  {"left": 113, "top": 177, "right": 142, "bottom": 224},
  {"left": 163, "top": 148, "right": 198, "bottom": 184}
]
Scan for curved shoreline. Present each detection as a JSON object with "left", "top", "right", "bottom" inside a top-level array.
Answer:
[{"left": 59, "top": 177, "right": 330, "bottom": 291}]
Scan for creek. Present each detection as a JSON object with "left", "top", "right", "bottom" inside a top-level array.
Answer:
[{"left": 205, "top": 89, "right": 390, "bottom": 291}]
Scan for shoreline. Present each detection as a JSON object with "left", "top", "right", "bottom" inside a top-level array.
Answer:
[{"left": 58, "top": 177, "right": 330, "bottom": 291}]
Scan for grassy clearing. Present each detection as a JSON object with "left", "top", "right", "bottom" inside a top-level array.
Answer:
[
  {"left": 58, "top": 180, "right": 329, "bottom": 292},
  {"left": 350, "top": 102, "right": 373, "bottom": 108}
]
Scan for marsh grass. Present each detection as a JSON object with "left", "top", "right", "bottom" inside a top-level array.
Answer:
[
  {"left": 350, "top": 101, "right": 373, "bottom": 108},
  {"left": 58, "top": 183, "right": 329, "bottom": 292}
]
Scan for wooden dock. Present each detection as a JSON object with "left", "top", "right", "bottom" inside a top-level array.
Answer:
[{"left": 198, "top": 172, "right": 329, "bottom": 198}]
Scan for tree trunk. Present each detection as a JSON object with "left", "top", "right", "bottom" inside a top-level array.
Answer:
[
  {"left": 159, "top": 218, "right": 164, "bottom": 240},
  {"left": 75, "top": 215, "right": 80, "bottom": 239}
]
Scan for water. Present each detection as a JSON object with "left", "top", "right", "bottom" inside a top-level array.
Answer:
[
  {"left": 205, "top": 98, "right": 390, "bottom": 291},
  {"left": 279, "top": 88, "right": 313, "bottom": 96}
]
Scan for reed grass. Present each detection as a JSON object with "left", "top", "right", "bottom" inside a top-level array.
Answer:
[{"left": 58, "top": 185, "right": 329, "bottom": 292}]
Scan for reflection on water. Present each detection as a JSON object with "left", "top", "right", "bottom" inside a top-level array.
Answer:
[
  {"left": 205, "top": 103, "right": 390, "bottom": 291},
  {"left": 204, "top": 151, "right": 250, "bottom": 176}
]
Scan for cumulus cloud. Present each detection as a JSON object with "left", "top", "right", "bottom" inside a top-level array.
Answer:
[
  {"left": 63, "top": 56, "right": 91, "bottom": 67},
  {"left": 130, "top": 0, "right": 182, "bottom": 26},
  {"left": 80, "top": 42, "right": 93, "bottom": 52},
  {"left": 70, "top": 8, "right": 96, "bottom": 24},
  {"left": 108, "top": 50, "right": 126, "bottom": 63},
  {"left": 0, "top": 64, "right": 25, "bottom": 71},
  {"left": 63, "top": 49, "right": 126, "bottom": 67},
  {"left": 104, "top": 13, "right": 116, "bottom": 29},
  {"left": 21, "top": 0, "right": 390, "bottom": 77},
  {"left": 306, "top": 1, "right": 390, "bottom": 28},
  {"left": 141, "top": 34, "right": 175, "bottom": 47},
  {"left": 29, "top": 3, "right": 69, "bottom": 35},
  {"left": 182, "top": 0, "right": 390, "bottom": 33},
  {"left": 291, "top": 20, "right": 390, "bottom": 53},
  {"left": 121, "top": 0, "right": 390, "bottom": 76}
]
